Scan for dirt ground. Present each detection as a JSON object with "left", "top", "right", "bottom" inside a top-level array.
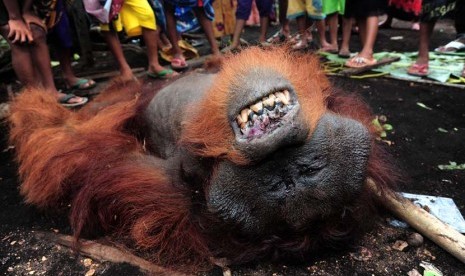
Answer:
[{"left": 1, "top": 19, "right": 465, "bottom": 275}]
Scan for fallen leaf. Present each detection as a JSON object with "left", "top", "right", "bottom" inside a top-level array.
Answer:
[
  {"left": 437, "top": 128, "right": 448, "bottom": 133},
  {"left": 392, "top": 240, "right": 408, "bottom": 251},
  {"left": 438, "top": 161, "right": 465, "bottom": 170},
  {"left": 416, "top": 102, "right": 432, "bottom": 110}
]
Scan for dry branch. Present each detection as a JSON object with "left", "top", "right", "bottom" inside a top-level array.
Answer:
[
  {"left": 366, "top": 178, "right": 465, "bottom": 263},
  {"left": 35, "top": 232, "right": 188, "bottom": 276}
]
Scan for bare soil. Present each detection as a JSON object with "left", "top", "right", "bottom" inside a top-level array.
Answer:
[{"left": 1, "top": 19, "right": 464, "bottom": 275}]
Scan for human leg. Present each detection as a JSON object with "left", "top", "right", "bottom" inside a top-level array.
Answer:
[
  {"left": 255, "top": 0, "right": 273, "bottom": 43},
  {"left": 407, "top": 21, "right": 435, "bottom": 76},
  {"left": 28, "top": 24, "right": 86, "bottom": 105},
  {"left": 279, "top": 0, "right": 289, "bottom": 36},
  {"left": 57, "top": 47, "right": 96, "bottom": 89},
  {"left": 142, "top": 27, "right": 177, "bottom": 77},
  {"left": 416, "top": 21, "right": 435, "bottom": 65},
  {"left": 101, "top": 31, "right": 134, "bottom": 81},
  {"left": 344, "top": 16, "right": 379, "bottom": 68},
  {"left": 0, "top": 25, "right": 37, "bottom": 86},
  {"left": 164, "top": 3, "right": 185, "bottom": 61},
  {"left": 358, "top": 15, "right": 379, "bottom": 59},
  {"left": 339, "top": 16, "right": 353, "bottom": 57},
  {"left": 325, "top": 13, "right": 339, "bottom": 50},
  {"left": 455, "top": 0, "right": 465, "bottom": 39},
  {"left": 194, "top": 7, "right": 221, "bottom": 56},
  {"left": 230, "top": 0, "right": 252, "bottom": 49}
]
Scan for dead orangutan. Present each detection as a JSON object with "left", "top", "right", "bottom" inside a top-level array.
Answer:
[{"left": 8, "top": 47, "right": 398, "bottom": 271}]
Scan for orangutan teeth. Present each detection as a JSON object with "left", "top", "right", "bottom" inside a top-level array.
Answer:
[
  {"left": 250, "top": 102, "right": 263, "bottom": 114},
  {"left": 236, "top": 89, "right": 294, "bottom": 135},
  {"left": 240, "top": 109, "right": 250, "bottom": 123}
]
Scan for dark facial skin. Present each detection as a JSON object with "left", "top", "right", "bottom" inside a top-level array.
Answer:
[
  {"left": 207, "top": 113, "right": 371, "bottom": 235},
  {"left": 144, "top": 70, "right": 371, "bottom": 237}
]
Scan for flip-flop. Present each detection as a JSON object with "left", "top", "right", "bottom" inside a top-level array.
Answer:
[
  {"left": 266, "top": 30, "right": 289, "bottom": 44},
  {"left": 319, "top": 47, "right": 339, "bottom": 54},
  {"left": 171, "top": 57, "right": 188, "bottom": 70},
  {"left": 434, "top": 40, "right": 465, "bottom": 53},
  {"left": 58, "top": 93, "right": 88, "bottom": 107},
  {"left": 407, "top": 63, "right": 429, "bottom": 77},
  {"left": 147, "top": 69, "right": 178, "bottom": 79},
  {"left": 345, "top": 56, "right": 377, "bottom": 68},
  {"left": 67, "top": 78, "right": 96, "bottom": 90},
  {"left": 338, "top": 51, "right": 351, "bottom": 58}
]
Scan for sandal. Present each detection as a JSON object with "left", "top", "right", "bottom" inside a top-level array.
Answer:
[
  {"left": 147, "top": 69, "right": 179, "bottom": 79},
  {"left": 266, "top": 30, "right": 289, "bottom": 44},
  {"left": 407, "top": 63, "right": 429, "bottom": 77},
  {"left": 319, "top": 46, "right": 339, "bottom": 54},
  {"left": 338, "top": 50, "right": 351, "bottom": 58},
  {"left": 292, "top": 35, "right": 311, "bottom": 50},
  {"left": 434, "top": 39, "right": 465, "bottom": 53},
  {"left": 171, "top": 57, "right": 188, "bottom": 70},
  {"left": 345, "top": 56, "right": 377, "bottom": 68},
  {"left": 58, "top": 93, "right": 88, "bottom": 107},
  {"left": 66, "top": 78, "right": 96, "bottom": 90}
]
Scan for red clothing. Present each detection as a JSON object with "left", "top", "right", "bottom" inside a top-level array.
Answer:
[{"left": 389, "top": 0, "right": 422, "bottom": 15}]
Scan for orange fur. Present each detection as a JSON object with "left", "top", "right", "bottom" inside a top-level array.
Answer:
[
  {"left": 8, "top": 47, "right": 398, "bottom": 271},
  {"left": 181, "top": 47, "right": 330, "bottom": 164}
]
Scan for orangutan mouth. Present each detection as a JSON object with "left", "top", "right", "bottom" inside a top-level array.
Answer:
[{"left": 235, "top": 89, "right": 295, "bottom": 139}]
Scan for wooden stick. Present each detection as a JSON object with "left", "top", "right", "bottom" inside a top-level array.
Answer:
[
  {"left": 340, "top": 57, "right": 401, "bottom": 76},
  {"left": 76, "top": 67, "right": 145, "bottom": 81},
  {"left": 366, "top": 178, "right": 465, "bottom": 263},
  {"left": 35, "top": 232, "right": 188, "bottom": 276}
]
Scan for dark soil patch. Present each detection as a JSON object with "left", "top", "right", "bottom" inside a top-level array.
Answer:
[{"left": 1, "top": 19, "right": 464, "bottom": 275}]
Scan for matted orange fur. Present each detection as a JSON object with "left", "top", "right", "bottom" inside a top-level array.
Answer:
[
  {"left": 181, "top": 47, "right": 330, "bottom": 164},
  {"left": 8, "top": 47, "right": 399, "bottom": 271}
]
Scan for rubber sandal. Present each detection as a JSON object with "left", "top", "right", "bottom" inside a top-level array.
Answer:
[
  {"left": 266, "top": 30, "right": 289, "bottom": 44},
  {"left": 338, "top": 50, "right": 351, "bottom": 58},
  {"left": 147, "top": 69, "right": 178, "bottom": 79},
  {"left": 67, "top": 78, "right": 96, "bottom": 90},
  {"left": 407, "top": 63, "right": 429, "bottom": 77},
  {"left": 345, "top": 56, "right": 377, "bottom": 68},
  {"left": 58, "top": 93, "right": 88, "bottom": 107},
  {"left": 171, "top": 57, "right": 188, "bottom": 70},
  {"left": 319, "top": 46, "right": 339, "bottom": 54},
  {"left": 292, "top": 36, "right": 310, "bottom": 50},
  {"left": 434, "top": 40, "right": 465, "bottom": 53}
]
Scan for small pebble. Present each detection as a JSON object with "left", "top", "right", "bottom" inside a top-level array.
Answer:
[{"left": 407, "top": 233, "right": 424, "bottom": 247}]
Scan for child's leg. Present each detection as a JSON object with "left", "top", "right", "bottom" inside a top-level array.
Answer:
[
  {"left": 28, "top": 24, "right": 86, "bottom": 104},
  {"left": 326, "top": 13, "right": 339, "bottom": 49},
  {"left": 416, "top": 21, "right": 435, "bottom": 65},
  {"left": 27, "top": 24, "right": 59, "bottom": 93},
  {"left": 339, "top": 17, "right": 353, "bottom": 56},
  {"left": 164, "top": 3, "right": 184, "bottom": 59},
  {"left": 231, "top": 0, "right": 252, "bottom": 48},
  {"left": 357, "top": 15, "right": 378, "bottom": 59},
  {"left": 315, "top": 18, "right": 329, "bottom": 48},
  {"left": 279, "top": 0, "right": 289, "bottom": 35},
  {"left": 258, "top": 16, "right": 269, "bottom": 43},
  {"left": 141, "top": 27, "right": 175, "bottom": 74},
  {"left": 194, "top": 8, "right": 221, "bottom": 56},
  {"left": 0, "top": 25, "right": 36, "bottom": 86},
  {"left": 101, "top": 30, "right": 134, "bottom": 81},
  {"left": 256, "top": 0, "right": 273, "bottom": 43}
]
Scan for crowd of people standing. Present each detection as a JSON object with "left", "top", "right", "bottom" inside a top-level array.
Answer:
[{"left": 0, "top": 0, "right": 463, "bottom": 107}]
